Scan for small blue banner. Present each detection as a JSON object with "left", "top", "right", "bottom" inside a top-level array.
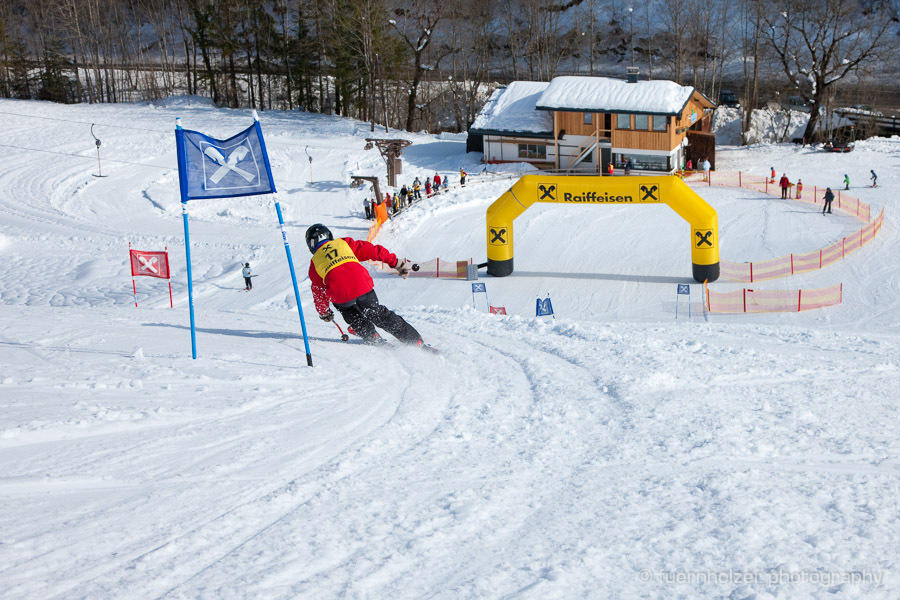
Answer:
[
  {"left": 536, "top": 297, "right": 554, "bottom": 316},
  {"left": 176, "top": 121, "right": 276, "bottom": 201},
  {"left": 472, "top": 282, "right": 487, "bottom": 293},
  {"left": 677, "top": 284, "right": 691, "bottom": 295}
]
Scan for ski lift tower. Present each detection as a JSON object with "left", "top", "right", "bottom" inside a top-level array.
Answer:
[
  {"left": 365, "top": 138, "right": 411, "bottom": 187},
  {"left": 350, "top": 175, "right": 382, "bottom": 205}
]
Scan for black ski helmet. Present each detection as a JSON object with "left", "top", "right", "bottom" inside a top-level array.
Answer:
[
  {"left": 245, "top": 263, "right": 249, "bottom": 268},
  {"left": 305, "top": 223, "right": 333, "bottom": 253}
]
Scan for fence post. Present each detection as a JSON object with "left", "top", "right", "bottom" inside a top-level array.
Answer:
[
  {"left": 838, "top": 190, "right": 842, "bottom": 209},
  {"left": 743, "top": 288, "right": 747, "bottom": 313},
  {"left": 819, "top": 249, "right": 823, "bottom": 268},
  {"left": 790, "top": 254, "right": 794, "bottom": 274},
  {"left": 798, "top": 289, "right": 802, "bottom": 312},
  {"left": 749, "top": 262, "right": 754, "bottom": 283},
  {"left": 739, "top": 171, "right": 742, "bottom": 187}
]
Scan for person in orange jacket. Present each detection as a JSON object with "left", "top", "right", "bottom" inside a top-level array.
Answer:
[
  {"left": 306, "top": 224, "right": 426, "bottom": 347},
  {"left": 796, "top": 179, "right": 803, "bottom": 199},
  {"left": 779, "top": 173, "right": 790, "bottom": 199}
]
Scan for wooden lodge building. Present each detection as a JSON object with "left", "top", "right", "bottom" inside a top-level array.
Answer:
[{"left": 468, "top": 70, "right": 716, "bottom": 174}]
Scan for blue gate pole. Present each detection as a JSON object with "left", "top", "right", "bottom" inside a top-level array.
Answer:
[
  {"left": 182, "top": 202, "right": 197, "bottom": 358},
  {"left": 175, "top": 118, "right": 197, "bottom": 358},
  {"left": 274, "top": 197, "right": 313, "bottom": 366}
]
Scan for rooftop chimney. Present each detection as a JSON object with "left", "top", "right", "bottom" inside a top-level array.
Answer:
[{"left": 626, "top": 66, "right": 639, "bottom": 83}]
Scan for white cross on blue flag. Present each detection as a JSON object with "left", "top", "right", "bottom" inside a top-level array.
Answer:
[
  {"left": 176, "top": 121, "right": 276, "bottom": 200},
  {"left": 472, "top": 282, "right": 487, "bottom": 293},
  {"left": 677, "top": 284, "right": 691, "bottom": 295}
]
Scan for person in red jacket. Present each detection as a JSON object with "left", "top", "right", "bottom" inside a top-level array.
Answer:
[
  {"left": 306, "top": 223, "right": 425, "bottom": 346},
  {"left": 779, "top": 173, "right": 790, "bottom": 199}
]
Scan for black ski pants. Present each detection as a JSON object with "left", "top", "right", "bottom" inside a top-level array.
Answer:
[
  {"left": 244, "top": 276, "right": 252, "bottom": 290},
  {"left": 334, "top": 290, "right": 421, "bottom": 344}
]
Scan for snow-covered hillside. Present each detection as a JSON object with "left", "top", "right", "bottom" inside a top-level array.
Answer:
[{"left": 0, "top": 98, "right": 897, "bottom": 599}]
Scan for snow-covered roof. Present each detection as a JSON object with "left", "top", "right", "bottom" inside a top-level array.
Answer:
[
  {"left": 536, "top": 76, "right": 703, "bottom": 115},
  {"left": 469, "top": 82, "right": 553, "bottom": 137}
]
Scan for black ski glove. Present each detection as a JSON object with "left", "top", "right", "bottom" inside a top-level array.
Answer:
[
  {"left": 394, "top": 259, "right": 411, "bottom": 279},
  {"left": 319, "top": 309, "right": 334, "bottom": 322}
]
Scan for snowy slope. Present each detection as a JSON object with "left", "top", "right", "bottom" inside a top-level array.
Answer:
[{"left": 0, "top": 98, "right": 898, "bottom": 599}]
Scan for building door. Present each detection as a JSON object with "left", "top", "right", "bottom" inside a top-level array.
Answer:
[{"left": 601, "top": 147, "right": 611, "bottom": 173}]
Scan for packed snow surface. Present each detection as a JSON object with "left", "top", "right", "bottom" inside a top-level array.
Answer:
[
  {"left": 469, "top": 81, "right": 553, "bottom": 135},
  {"left": 536, "top": 75, "right": 696, "bottom": 114},
  {"left": 0, "top": 98, "right": 898, "bottom": 599}
]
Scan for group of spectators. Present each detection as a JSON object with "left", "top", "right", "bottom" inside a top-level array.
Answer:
[{"left": 363, "top": 168, "right": 467, "bottom": 220}]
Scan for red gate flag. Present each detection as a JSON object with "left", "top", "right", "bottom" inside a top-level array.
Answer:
[
  {"left": 489, "top": 305, "right": 507, "bottom": 315},
  {"left": 130, "top": 249, "right": 170, "bottom": 279}
]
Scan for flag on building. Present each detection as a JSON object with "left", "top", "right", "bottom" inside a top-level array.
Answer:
[{"left": 130, "top": 249, "right": 170, "bottom": 279}]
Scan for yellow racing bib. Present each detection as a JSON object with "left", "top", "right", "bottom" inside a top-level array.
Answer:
[{"left": 312, "top": 239, "right": 360, "bottom": 279}]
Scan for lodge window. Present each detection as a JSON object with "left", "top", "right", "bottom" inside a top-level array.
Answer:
[
  {"left": 583, "top": 112, "right": 592, "bottom": 124},
  {"left": 518, "top": 144, "right": 546, "bottom": 159},
  {"left": 614, "top": 153, "right": 671, "bottom": 171},
  {"left": 634, "top": 114, "right": 649, "bottom": 130},
  {"left": 616, "top": 113, "right": 631, "bottom": 129},
  {"left": 652, "top": 115, "right": 668, "bottom": 131}
]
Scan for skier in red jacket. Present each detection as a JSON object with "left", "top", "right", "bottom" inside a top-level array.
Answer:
[{"left": 306, "top": 224, "right": 426, "bottom": 347}]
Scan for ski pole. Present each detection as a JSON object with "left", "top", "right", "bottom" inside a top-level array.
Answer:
[{"left": 333, "top": 320, "right": 349, "bottom": 341}]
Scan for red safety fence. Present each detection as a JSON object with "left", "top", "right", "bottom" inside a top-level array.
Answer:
[
  {"left": 682, "top": 171, "right": 886, "bottom": 282},
  {"left": 704, "top": 281, "right": 843, "bottom": 313}
]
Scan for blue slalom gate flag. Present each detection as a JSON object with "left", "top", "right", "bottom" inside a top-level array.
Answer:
[
  {"left": 175, "top": 113, "right": 313, "bottom": 366},
  {"left": 472, "top": 282, "right": 487, "bottom": 293},
  {"left": 536, "top": 296, "right": 554, "bottom": 317},
  {"left": 176, "top": 120, "right": 276, "bottom": 200},
  {"left": 675, "top": 284, "right": 691, "bottom": 319}
]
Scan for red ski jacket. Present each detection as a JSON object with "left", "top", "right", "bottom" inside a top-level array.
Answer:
[
  {"left": 779, "top": 176, "right": 790, "bottom": 189},
  {"left": 309, "top": 237, "right": 398, "bottom": 313}
]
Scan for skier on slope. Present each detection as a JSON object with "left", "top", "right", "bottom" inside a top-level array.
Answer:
[
  {"left": 870, "top": 170, "right": 878, "bottom": 188},
  {"left": 242, "top": 262, "right": 252, "bottom": 291},
  {"left": 306, "top": 224, "right": 431, "bottom": 349}
]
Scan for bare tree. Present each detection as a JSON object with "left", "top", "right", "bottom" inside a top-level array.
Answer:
[
  {"left": 764, "top": 0, "right": 895, "bottom": 142},
  {"left": 389, "top": 1, "right": 445, "bottom": 131}
]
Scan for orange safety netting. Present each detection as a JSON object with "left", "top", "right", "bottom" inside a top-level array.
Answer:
[
  {"left": 684, "top": 171, "right": 885, "bottom": 283},
  {"left": 704, "top": 281, "right": 843, "bottom": 313}
]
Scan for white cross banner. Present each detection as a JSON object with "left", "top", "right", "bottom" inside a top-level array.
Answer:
[{"left": 130, "top": 249, "right": 170, "bottom": 279}]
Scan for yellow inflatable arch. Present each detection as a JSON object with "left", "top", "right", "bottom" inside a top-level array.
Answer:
[{"left": 485, "top": 174, "right": 720, "bottom": 282}]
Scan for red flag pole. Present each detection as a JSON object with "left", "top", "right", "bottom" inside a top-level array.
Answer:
[
  {"left": 129, "top": 242, "right": 138, "bottom": 308},
  {"left": 165, "top": 246, "right": 173, "bottom": 308}
]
